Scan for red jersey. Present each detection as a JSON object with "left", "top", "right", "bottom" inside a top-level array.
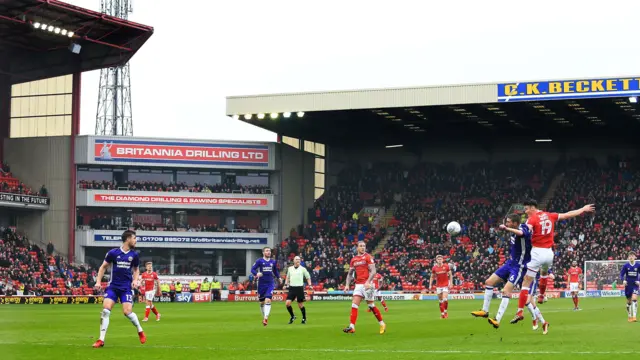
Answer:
[
  {"left": 432, "top": 263, "right": 451, "bottom": 287},
  {"left": 373, "top": 273, "right": 383, "bottom": 289},
  {"left": 526, "top": 210, "right": 559, "bottom": 248},
  {"left": 568, "top": 267, "right": 582, "bottom": 283},
  {"left": 141, "top": 271, "right": 158, "bottom": 292},
  {"left": 350, "top": 253, "right": 375, "bottom": 285}
]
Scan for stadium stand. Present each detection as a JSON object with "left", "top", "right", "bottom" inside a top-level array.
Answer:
[
  {"left": 5, "top": 157, "right": 639, "bottom": 294},
  {"left": 0, "top": 163, "right": 47, "bottom": 196},
  {"left": 0, "top": 228, "right": 95, "bottom": 296}
]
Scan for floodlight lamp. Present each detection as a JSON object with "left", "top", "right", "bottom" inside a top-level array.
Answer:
[
  {"left": 297, "top": 112, "right": 305, "bottom": 118},
  {"left": 270, "top": 113, "right": 279, "bottom": 119},
  {"left": 61, "top": 29, "right": 68, "bottom": 36},
  {"left": 68, "top": 31, "right": 74, "bottom": 38},
  {"left": 54, "top": 27, "right": 61, "bottom": 34},
  {"left": 257, "top": 113, "right": 265, "bottom": 119},
  {"left": 33, "top": 22, "right": 41, "bottom": 29},
  {"left": 283, "top": 112, "right": 291, "bottom": 118},
  {"left": 630, "top": 96, "right": 638, "bottom": 103},
  {"left": 243, "top": 114, "right": 252, "bottom": 120},
  {"left": 47, "top": 25, "right": 54, "bottom": 32}
]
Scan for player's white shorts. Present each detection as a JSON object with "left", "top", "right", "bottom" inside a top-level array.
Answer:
[
  {"left": 145, "top": 290, "right": 155, "bottom": 301},
  {"left": 436, "top": 287, "right": 449, "bottom": 295},
  {"left": 353, "top": 284, "right": 376, "bottom": 301},
  {"left": 569, "top": 282, "right": 579, "bottom": 292},
  {"left": 527, "top": 247, "right": 554, "bottom": 276},
  {"left": 375, "top": 289, "right": 382, "bottom": 298}
]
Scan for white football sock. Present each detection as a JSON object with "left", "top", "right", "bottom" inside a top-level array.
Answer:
[
  {"left": 126, "top": 312, "right": 143, "bottom": 332},
  {"left": 264, "top": 303, "right": 272, "bottom": 319},
  {"left": 260, "top": 304, "right": 265, "bottom": 317},
  {"left": 482, "top": 286, "right": 493, "bottom": 312},
  {"left": 526, "top": 302, "right": 536, "bottom": 318},
  {"left": 99, "top": 309, "right": 111, "bottom": 341},
  {"left": 633, "top": 301, "right": 638, "bottom": 318},
  {"left": 496, "top": 296, "right": 510, "bottom": 322},
  {"left": 627, "top": 304, "right": 632, "bottom": 318},
  {"left": 535, "top": 307, "right": 546, "bottom": 324}
]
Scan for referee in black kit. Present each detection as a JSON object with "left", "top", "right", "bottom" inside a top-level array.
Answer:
[{"left": 284, "top": 256, "right": 312, "bottom": 324}]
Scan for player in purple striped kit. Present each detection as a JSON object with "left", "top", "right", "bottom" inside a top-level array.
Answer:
[
  {"left": 620, "top": 252, "right": 640, "bottom": 322},
  {"left": 471, "top": 214, "right": 549, "bottom": 333},
  {"left": 251, "top": 247, "right": 282, "bottom": 326},
  {"left": 93, "top": 230, "right": 146, "bottom": 348}
]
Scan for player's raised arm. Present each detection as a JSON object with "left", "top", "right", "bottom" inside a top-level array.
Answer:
[
  {"left": 499, "top": 224, "right": 524, "bottom": 236},
  {"left": 558, "top": 204, "right": 596, "bottom": 221}
]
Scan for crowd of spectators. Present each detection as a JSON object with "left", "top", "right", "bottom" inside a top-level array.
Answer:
[
  {"left": 78, "top": 180, "right": 271, "bottom": 194},
  {"left": 4, "top": 156, "right": 640, "bottom": 294},
  {"left": 0, "top": 228, "right": 95, "bottom": 296}
]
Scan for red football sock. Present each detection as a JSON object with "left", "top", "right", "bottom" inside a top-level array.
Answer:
[
  {"left": 350, "top": 307, "right": 358, "bottom": 325},
  {"left": 444, "top": 300, "right": 449, "bottom": 311},
  {"left": 539, "top": 277, "right": 547, "bottom": 295},
  {"left": 381, "top": 300, "right": 388, "bottom": 308},
  {"left": 573, "top": 296, "right": 579, "bottom": 307},
  {"left": 144, "top": 307, "right": 150, "bottom": 318},
  {"left": 439, "top": 301, "right": 444, "bottom": 313},
  {"left": 371, "top": 306, "right": 383, "bottom": 322},
  {"left": 151, "top": 306, "right": 159, "bottom": 315},
  {"left": 518, "top": 288, "right": 529, "bottom": 310}
]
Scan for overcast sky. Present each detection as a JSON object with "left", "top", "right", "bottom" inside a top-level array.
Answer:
[{"left": 64, "top": 0, "right": 640, "bottom": 143}]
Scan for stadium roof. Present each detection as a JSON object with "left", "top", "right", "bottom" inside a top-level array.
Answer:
[
  {"left": 226, "top": 76, "right": 640, "bottom": 148},
  {"left": 0, "top": 0, "right": 153, "bottom": 84}
]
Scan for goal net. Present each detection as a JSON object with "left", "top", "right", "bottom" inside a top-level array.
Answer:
[{"left": 584, "top": 260, "right": 627, "bottom": 291}]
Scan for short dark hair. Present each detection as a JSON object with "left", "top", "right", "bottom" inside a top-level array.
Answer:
[
  {"left": 121, "top": 230, "right": 136, "bottom": 242},
  {"left": 630, "top": 251, "right": 637, "bottom": 257},
  {"left": 262, "top": 247, "right": 271, "bottom": 252},
  {"left": 523, "top": 199, "right": 538, "bottom": 207},
  {"left": 507, "top": 214, "right": 520, "bottom": 223}
]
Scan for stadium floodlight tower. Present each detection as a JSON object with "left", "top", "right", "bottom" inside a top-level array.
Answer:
[{"left": 95, "top": 0, "right": 134, "bottom": 137}]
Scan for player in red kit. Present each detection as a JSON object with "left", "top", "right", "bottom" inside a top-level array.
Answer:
[
  {"left": 367, "top": 273, "right": 388, "bottom": 312},
  {"left": 509, "top": 199, "right": 594, "bottom": 331},
  {"left": 429, "top": 255, "right": 453, "bottom": 319},
  {"left": 343, "top": 241, "right": 386, "bottom": 334},
  {"left": 140, "top": 262, "right": 161, "bottom": 322},
  {"left": 567, "top": 261, "right": 583, "bottom": 311}
]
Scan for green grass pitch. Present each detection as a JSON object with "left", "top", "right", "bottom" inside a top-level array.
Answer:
[{"left": 1, "top": 298, "right": 637, "bottom": 360}]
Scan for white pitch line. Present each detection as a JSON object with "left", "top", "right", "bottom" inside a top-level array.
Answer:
[{"left": 0, "top": 342, "right": 636, "bottom": 355}]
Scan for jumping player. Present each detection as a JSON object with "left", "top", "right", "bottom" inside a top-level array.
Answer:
[
  {"left": 343, "top": 241, "right": 386, "bottom": 334},
  {"left": 284, "top": 256, "right": 312, "bottom": 324},
  {"left": 430, "top": 255, "right": 453, "bottom": 319},
  {"left": 509, "top": 199, "right": 595, "bottom": 328},
  {"left": 368, "top": 272, "right": 388, "bottom": 312},
  {"left": 472, "top": 214, "right": 532, "bottom": 324},
  {"left": 140, "top": 261, "right": 161, "bottom": 322},
  {"left": 92, "top": 230, "right": 146, "bottom": 348},
  {"left": 251, "top": 247, "right": 281, "bottom": 326},
  {"left": 567, "top": 260, "right": 583, "bottom": 311},
  {"left": 620, "top": 252, "right": 640, "bottom": 322}
]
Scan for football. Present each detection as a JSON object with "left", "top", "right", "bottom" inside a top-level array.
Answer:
[{"left": 446, "top": 221, "right": 461, "bottom": 235}]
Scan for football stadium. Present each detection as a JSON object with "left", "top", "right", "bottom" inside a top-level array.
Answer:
[{"left": 2, "top": 2, "right": 640, "bottom": 360}]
